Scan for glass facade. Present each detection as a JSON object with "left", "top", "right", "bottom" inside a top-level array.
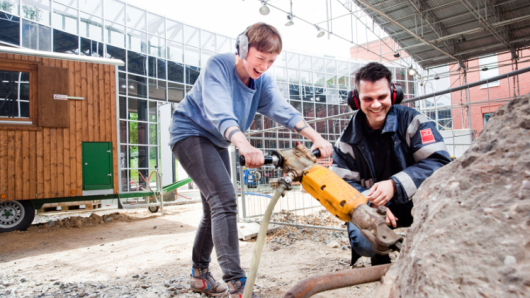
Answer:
[{"left": 0, "top": 0, "right": 420, "bottom": 191}]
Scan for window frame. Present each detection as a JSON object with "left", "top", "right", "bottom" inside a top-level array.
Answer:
[
  {"left": 479, "top": 55, "right": 500, "bottom": 89},
  {"left": 0, "top": 59, "right": 39, "bottom": 129}
]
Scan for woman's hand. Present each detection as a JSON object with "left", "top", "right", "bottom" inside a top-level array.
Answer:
[
  {"left": 225, "top": 126, "right": 264, "bottom": 168},
  {"left": 239, "top": 143, "right": 264, "bottom": 168},
  {"left": 292, "top": 120, "right": 333, "bottom": 159},
  {"left": 310, "top": 137, "right": 333, "bottom": 159}
]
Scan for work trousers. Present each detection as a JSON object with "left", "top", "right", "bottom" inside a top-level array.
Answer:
[
  {"left": 172, "top": 136, "right": 245, "bottom": 282},
  {"left": 348, "top": 199, "right": 414, "bottom": 264}
]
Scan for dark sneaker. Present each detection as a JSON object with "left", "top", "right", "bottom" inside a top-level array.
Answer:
[
  {"left": 227, "top": 278, "right": 259, "bottom": 298},
  {"left": 190, "top": 268, "right": 227, "bottom": 297},
  {"left": 370, "top": 254, "right": 391, "bottom": 266}
]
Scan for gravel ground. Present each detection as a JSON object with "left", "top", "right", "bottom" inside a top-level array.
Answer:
[{"left": 1, "top": 202, "right": 385, "bottom": 298}]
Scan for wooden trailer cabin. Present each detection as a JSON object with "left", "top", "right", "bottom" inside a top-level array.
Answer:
[{"left": 0, "top": 46, "right": 124, "bottom": 232}]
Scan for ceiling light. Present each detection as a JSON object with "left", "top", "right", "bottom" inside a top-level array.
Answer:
[
  {"left": 316, "top": 26, "right": 325, "bottom": 38},
  {"left": 408, "top": 68, "right": 416, "bottom": 76},
  {"left": 393, "top": 52, "right": 400, "bottom": 58},
  {"left": 259, "top": 2, "right": 270, "bottom": 15},
  {"left": 285, "top": 14, "right": 294, "bottom": 26}
]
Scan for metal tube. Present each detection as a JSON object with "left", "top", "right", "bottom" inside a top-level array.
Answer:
[
  {"left": 326, "top": 0, "right": 330, "bottom": 39},
  {"left": 402, "top": 66, "right": 530, "bottom": 104},
  {"left": 240, "top": 162, "right": 247, "bottom": 219},
  {"left": 242, "top": 186, "right": 285, "bottom": 298},
  {"left": 260, "top": 220, "right": 346, "bottom": 232},
  {"left": 0, "top": 120, "right": 32, "bottom": 125},
  {"left": 230, "top": 145, "right": 241, "bottom": 221},
  {"left": 158, "top": 169, "right": 164, "bottom": 215},
  {"left": 283, "top": 264, "right": 391, "bottom": 298},
  {"left": 246, "top": 112, "right": 356, "bottom": 136}
]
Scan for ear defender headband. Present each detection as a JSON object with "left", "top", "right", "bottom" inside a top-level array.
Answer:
[
  {"left": 347, "top": 83, "right": 403, "bottom": 111},
  {"left": 235, "top": 27, "right": 250, "bottom": 60}
]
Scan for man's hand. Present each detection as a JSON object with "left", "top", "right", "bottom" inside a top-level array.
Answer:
[
  {"left": 367, "top": 179, "right": 396, "bottom": 207},
  {"left": 310, "top": 137, "right": 333, "bottom": 159},
  {"left": 386, "top": 208, "right": 398, "bottom": 228}
]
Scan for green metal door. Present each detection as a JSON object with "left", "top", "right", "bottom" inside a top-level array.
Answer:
[{"left": 82, "top": 142, "right": 113, "bottom": 190}]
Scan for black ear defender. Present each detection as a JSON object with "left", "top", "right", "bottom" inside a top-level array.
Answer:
[
  {"left": 347, "top": 83, "right": 403, "bottom": 111},
  {"left": 235, "top": 27, "right": 251, "bottom": 60}
]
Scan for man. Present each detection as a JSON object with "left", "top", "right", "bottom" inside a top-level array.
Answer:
[{"left": 330, "top": 62, "right": 451, "bottom": 266}]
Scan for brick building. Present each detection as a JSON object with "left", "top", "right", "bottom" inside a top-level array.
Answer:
[
  {"left": 350, "top": 37, "right": 530, "bottom": 136},
  {"left": 448, "top": 50, "right": 530, "bottom": 134}
]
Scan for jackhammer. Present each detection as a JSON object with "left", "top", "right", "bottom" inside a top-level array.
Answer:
[{"left": 240, "top": 143, "right": 402, "bottom": 298}]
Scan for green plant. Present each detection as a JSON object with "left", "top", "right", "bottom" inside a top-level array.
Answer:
[
  {"left": 22, "top": 5, "right": 43, "bottom": 22},
  {"left": 0, "top": 1, "right": 14, "bottom": 13}
]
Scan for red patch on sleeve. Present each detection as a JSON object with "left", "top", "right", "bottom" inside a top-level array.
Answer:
[{"left": 420, "top": 128, "right": 435, "bottom": 144}]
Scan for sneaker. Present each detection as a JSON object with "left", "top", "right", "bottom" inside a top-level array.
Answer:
[
  {"left": 190, "top": 268, "right": 227, "bottom": 297},
  {"left": 227, "top": 277, "right": 259, "bottom": 298}
]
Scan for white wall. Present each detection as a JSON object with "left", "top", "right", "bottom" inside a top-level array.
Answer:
[{"left": 440, "top": 129, "right": 473, "bottom": 158}]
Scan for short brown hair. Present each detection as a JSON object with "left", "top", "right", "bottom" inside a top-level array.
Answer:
[
  {"left": 246, "top": 23, "right": 282, "bottom": 54},
  {"left": 354, "top": 62, "right": 392, "bottom": 90}
]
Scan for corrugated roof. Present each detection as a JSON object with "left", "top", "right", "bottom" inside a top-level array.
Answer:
[{"left": 353, "top": 0, "right": 530, "bottom": 68}]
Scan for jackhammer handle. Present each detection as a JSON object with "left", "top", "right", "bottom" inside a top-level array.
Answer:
[
  {"left": 312, "top": 149, "right": 321, "bottom": 158},
  {"left": 239, "top": 155, "right": 274, "bottom": 166}
]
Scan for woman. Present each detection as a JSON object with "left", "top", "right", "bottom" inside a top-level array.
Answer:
[{"left": 169, "top": 23, "right": 332, "bottom": 297}]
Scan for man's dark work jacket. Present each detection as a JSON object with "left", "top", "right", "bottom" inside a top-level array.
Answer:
[{"left": 331, "top": 105, "right": 452, "bottom": 204}]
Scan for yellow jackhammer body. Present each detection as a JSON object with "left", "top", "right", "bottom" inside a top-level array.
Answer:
[
  {"left": 302, "top": 164, "right": 367, "bottom": 222},
  {"left": 301, "top": 164, "right": 402, "bottom": 254},
  {"left": 275, "top": 143, "right": 403, "bottom": 254}
]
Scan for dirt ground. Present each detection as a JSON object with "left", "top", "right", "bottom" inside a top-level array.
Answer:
[{"left": 0, "top": 203, "right": 380, "bottom": 298}]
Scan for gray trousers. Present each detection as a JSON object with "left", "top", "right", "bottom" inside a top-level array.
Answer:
[{"left": 172, "top": 136, "right": 245, "bottom": 282}]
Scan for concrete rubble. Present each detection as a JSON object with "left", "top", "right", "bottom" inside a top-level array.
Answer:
[{"left": 372, "top": 94, "right": 530, "bottom": 297}]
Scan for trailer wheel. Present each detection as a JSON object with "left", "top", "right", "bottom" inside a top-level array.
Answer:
[
  {"left": 148, "top": 206, "right": 160, "bottom": 213},
  {"left": 0, "top": 200, "right": 35, "bottom": 233}
]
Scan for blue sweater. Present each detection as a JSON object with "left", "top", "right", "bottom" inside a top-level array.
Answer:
[{"left": 169, "top": 53, "right": 304, "bottom": 149}]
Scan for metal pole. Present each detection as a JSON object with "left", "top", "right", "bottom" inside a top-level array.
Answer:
[
  {"left": 158, "top": 169, "right": 164, "bottom": 215},
  {"left": 239, "top": 160, "right": 247, "bottom": 220},
  {"left": 402, "top": 65, "right": 530, "bottom": 104},
  {"left": 230, "top": 145, "right": 241, "bottom": 222},
  {"left": 465, "top": 72, "right": 472, "bottom": 133},
  {"left": 326, "top": 0, "right": 330, "bottom": 39},
  {"left": 284, "top": 264, "right": 391, "bottom": 298}
]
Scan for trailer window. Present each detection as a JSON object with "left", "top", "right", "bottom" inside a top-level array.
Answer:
[{"left": 0, "top": 70, "right": 30, "bottom": 119}]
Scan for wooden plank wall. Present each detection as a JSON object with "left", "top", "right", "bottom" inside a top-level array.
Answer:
[{"left": 0, "top": 54, "right": 118, "bottom": 201}]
